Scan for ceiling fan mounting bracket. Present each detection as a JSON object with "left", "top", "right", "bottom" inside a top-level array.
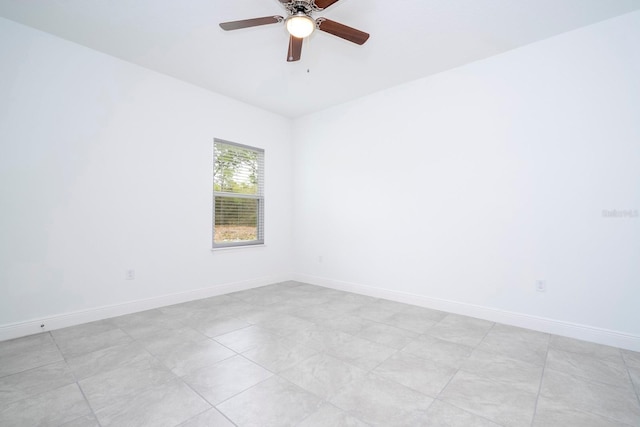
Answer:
[{"left": 284, "top": 1, "right": 319, "bottom": 15}]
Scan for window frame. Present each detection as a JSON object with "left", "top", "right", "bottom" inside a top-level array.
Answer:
[{"left": 212, "top": 138, "right": 265, "bottom": 249}]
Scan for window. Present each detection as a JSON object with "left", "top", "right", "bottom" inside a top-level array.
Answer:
[{"left": 213, "top": 139, "right": 264, "bottom": 248}]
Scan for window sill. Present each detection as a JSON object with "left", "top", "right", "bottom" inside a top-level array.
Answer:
[{"left": 211, "top": 244, "right": 266, "bottom": 252}]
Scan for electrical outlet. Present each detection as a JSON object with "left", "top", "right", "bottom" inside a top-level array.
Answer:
[
  {"left": 536, "top": 280, "right": 546, "bottom": 292},
  {"left": 126, "top": 269, "right": 135, "bottom": 280}
]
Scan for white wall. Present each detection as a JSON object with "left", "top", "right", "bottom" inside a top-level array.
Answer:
[
  {"left": 2, "top": 11, "right": 639, "bottom": 349},
  {"left": 0, "top": 17, "right": 293, "bottom": 334},
  {"left": 292, "top": 11, "right": 640, "bottom": 346}
]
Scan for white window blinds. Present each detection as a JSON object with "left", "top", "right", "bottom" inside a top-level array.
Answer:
[{"left": 213, "top": 139, "right": 264, "bottom": 248}]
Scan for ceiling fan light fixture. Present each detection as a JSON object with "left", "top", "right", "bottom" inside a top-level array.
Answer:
[{"left": 286, "top": 13, "right": 315, "bottom": 38}]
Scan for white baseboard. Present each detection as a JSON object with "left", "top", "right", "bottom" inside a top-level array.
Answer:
[
  {"left": 293, "top": 273, "right": 640, "bottom": 352},
  {"left": 4, "top": 272, "right": 639, "bottom": 352},
  {"left": 0, "top": 274, "right": 290, "bottom": 342}
]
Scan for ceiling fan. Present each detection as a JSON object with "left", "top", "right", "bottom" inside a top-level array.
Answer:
[{"left": 219, "top": 0, "right": 370, "bottom": 62}]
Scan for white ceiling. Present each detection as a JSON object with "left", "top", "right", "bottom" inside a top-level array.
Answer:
[{"left": 1, "top": 0, "right": 639, "bottom": 118}]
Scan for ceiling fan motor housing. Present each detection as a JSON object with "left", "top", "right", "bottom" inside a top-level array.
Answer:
[{"left": 285, "top": 1, "right": 318, "bottom": 15}]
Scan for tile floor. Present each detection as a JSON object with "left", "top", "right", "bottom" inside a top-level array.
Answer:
[{"left": 1, "top": 281, "right": 639, "bottom": 426}]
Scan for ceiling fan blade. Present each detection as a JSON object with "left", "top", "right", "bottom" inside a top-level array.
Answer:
[
  {"left": 314, "top": 0, "right": 342, "bottom": 9},
  {"left": 317, "top": 18, "right": 369, "bottom": 45},
  {"left": 219, "top": 16, "right": 283, "bottom": 31},
  {"left": 287, "top": 36, "right": 303, "bottom": 62}
]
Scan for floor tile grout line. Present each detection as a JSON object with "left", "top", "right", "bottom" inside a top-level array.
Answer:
[
  {"left": 620, "top": 350, "right": 640, "bottom": 407},
  {"left": 240, "top": 337, "right": 321, "bottom": 372},
  {"left": 171, "top": 338, "right": 279, "bottom": 409},
  {"left": 475, "top": 318, "right": 497, "bottom": 345},
  {"left": 172, "top": 407, "right": 214, "bottom": 427},
  {"left": 432, "top": 398, "right": 509, "bottom": 427},
  {"left": 0, "top": 356, "right": 67, "bottom": 381},
  {"left": 291, "top": 409, "right": 318, "bottom": 426},
  {"left": 274, "top": 372, "right": 370, "bottom": 424},
  {"left": 72, "top": 342, "right": 164, "bottom": 384},
  {"left": 75, "top": 380, "right": 104, "bottom": 427},
  {"left": 426, "top": 320, "right": 512, "bottom": 427},
  {"left": 206, "top": 374, "right": 274, "bottom": 408},
  {"left": 49, "top": 332, "right": 104, "bottom": 427},
  {"left": 148, "top": 344, "right": 237, "bottom": 379},
  {"left": 53, "top": 327, "right": 135, "bottom": 360},
  {"left": 540, "top": 366, "right": 640, "bottom": 425},
  {"left": 529, "top": 338, "right": 550, "bottom": 427},
  {"left": 433, "top": 362, "right": 461, "bottom": 402},
  {"left": 542, "top": 364, "right": 638, "bottom": 393},
  {"left": 193, "top": 345, "right": 360, "bottom": 425},
  {"left": 68, "top": 323, "right": 196, "bottom": 418},
  {"left": 90, "top": 372, "right": 179, "bottom": 409},
  {"left": 304, "top": 312, "right": 423, "bottom": 352},
  {"left": 548, "top": 345, "right": 631, "bottom": 368},
  {"left": 367, "top": 353, "right": 447, "bottom": 402},
  {"left": 547, "top": 338, "right": 629, "bottom": 361},
  {"left": 339, "top": 343, "right": 461, "bottom": 419},
  {"left": 177, "top": 378, "right": 239, "bottom": 426}
]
